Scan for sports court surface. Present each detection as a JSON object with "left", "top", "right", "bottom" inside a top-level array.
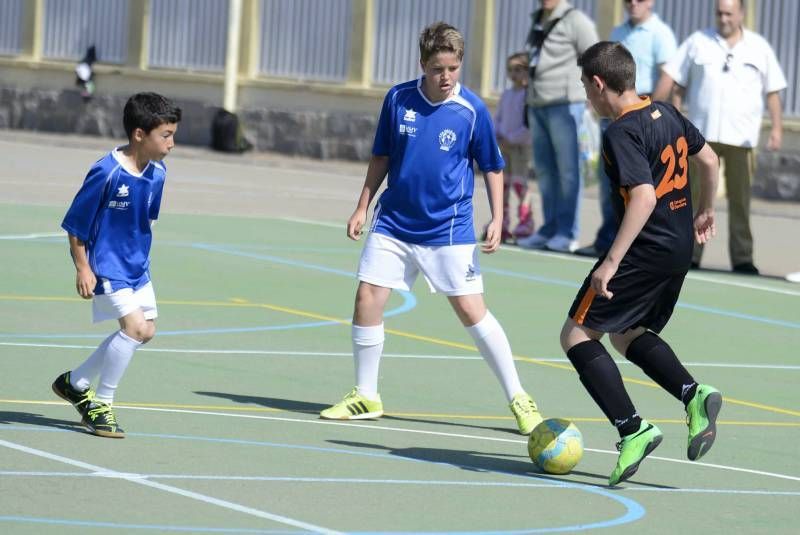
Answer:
[{"left": 1, "top": 132, "right": 799, "bottom": 533}]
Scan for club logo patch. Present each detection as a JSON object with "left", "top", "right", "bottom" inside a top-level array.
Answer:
[{"left": 439, "top": 129, "right": 456, "bottom": 151}]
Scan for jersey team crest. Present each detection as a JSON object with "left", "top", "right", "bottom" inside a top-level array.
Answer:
[{"left": 438, "top": 129, "right": 457, "bottom": 151}]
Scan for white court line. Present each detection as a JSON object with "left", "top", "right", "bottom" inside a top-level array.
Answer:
[
  {"left": 280, "top": 217, "right": 343, "bottom": 230},
  {"left": 1, "top": 471, "right": 798, "bottom": 497},
  {"left": 0, "top": 438, "right": 343, "bottom": 535},
  {"left": 0, "top": 232, "right": 63, "bottom": 240},
  {"left": 4, "top": 341, "right": 799, "bottom": 370},
  {"left": 99, "top": 405, "right": 800, "bottom": 484}
]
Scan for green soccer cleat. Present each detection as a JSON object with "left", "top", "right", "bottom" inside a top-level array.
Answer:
[
  {"left": 51, "top": 371, "right": 94, "bottom": 418},
  {"left": 83, "top": 400, "right": 125, "bottom": 438},
  {"left": 320, "top": 388, "right": 384, "bottom": 420},
  {"left": 686, "top": 384, "right": 722, "bottom": 461},
  {"left": 609, "top": 420, "right": 663, "bottom": 486},
  {"left": 509, "top": 392, "right": 543, "bottom": 435}
]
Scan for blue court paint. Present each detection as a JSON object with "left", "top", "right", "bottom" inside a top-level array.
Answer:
[
  {"left": 0, "top": 516, "right": 294, "bottom": 534},
  {"left": 1, "top": 426, "right": 645, "bottom": 533},
  {"left": 675, "top": 303, "right": 800, "bottom": 329},
  {"left": 0, "top": 245, "right": 417, "bottom": 339},
  {"left": 482, "top": 267, "right": 800, "bottom": 330},
  {"left": 5, "top": 236, "right": 796, "bottom": 335},
  {"left": 191, "top": 243, "right": 358, "bottom": 278}
]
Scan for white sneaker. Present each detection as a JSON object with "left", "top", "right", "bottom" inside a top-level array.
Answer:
[
  {"left": 545, "top": 235, "right": 578, "bottom": 253},
  {"left": 786, "top": 271, "right": 800, "bottom": 283},
  {"left": 517, "top": 233, "right": 549, "bottom": 249}
]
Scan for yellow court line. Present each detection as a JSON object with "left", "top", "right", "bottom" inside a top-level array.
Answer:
[
  {"left": 2, "top": 399, "right": 800, "bottom": 428},
  {"left": 2, "top": 293, "right": 799, "bottom": 418}
]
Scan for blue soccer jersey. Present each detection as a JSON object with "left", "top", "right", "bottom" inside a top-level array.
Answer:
[
  {"left": 62, "top": 150, "right": 166, "bottom": 294},
  {"left": 370, "top": 79, "right": 504, "bottom": 245}
]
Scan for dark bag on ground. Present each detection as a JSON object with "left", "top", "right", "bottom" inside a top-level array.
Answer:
[{"left": 211, "top": 108, "right": 253, "bottom": 153}]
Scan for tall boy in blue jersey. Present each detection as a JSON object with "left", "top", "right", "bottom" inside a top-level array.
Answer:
[
  {"left": 320, "top": 22, "right": 542, "bottom": 434},
  {"left": 561, "top": 42, "right": 722, "bottom": 485},
  {"left": 52, "top": 92, "right": 181, "bottom": 438}
]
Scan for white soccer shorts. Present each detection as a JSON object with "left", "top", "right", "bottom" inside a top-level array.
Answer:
[
  {"left": 357, "top": 232, "right": 484, "bottom": 296},
  {"left": 92, "top": 281, "right": 158, "bottom": 323}
]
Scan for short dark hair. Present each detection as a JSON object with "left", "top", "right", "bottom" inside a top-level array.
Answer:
[
  {"left": 419, "top": 22, "right": 464, "bottom": 63},
  {"left": 577, "top": 41, "right": 636, "bottom": 94},
  {"left": 507, "top": 51, "right": 528, "bottom": 67},
  {"left": 123, "top": 92, "right": 182, "bottom": 138}
]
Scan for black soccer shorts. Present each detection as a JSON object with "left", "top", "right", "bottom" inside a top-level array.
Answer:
[{"left": 568, "top": 257, "right": 688, "bottom": 334}]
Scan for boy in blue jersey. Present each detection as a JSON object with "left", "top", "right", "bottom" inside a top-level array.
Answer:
[
  {"left": 562, "top": 42, "right": 721, "bottom": 485},
  {"left": 320, "top": 22, "right": 543, "bottom": 435},
  {"left": 52, "top": 92, "right": 181, "bottom": 438}
]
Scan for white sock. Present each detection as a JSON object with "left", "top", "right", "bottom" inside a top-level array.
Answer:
[
  {"left": 466, "top": 311, "right": 524, "bottom": 402},
  {"left": 94, "top": 330, "right": 141, "bottom": 404},
  {"left": 352, "top": 323, "right": 384, "bottom": 400},
  {"left": 71, "top": 332, "right": 116, "bottom": 391}
]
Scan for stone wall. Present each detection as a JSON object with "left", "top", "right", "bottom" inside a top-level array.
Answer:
[
  {"left": 2, "top": 85, "right": 799, "bottom": 201},
  {"left": 0, "top": 86, "right": 378, "bottom": 162},
  {"left": 753, "top": 151, "right": 800, "bottom": 202}
]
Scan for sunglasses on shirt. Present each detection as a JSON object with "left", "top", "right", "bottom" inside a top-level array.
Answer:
[{"left": 723, "top": 53, "right": 733, "bottom": 72}]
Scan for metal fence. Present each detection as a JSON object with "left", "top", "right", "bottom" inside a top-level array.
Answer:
[
  {"left": 259, "top": 0, "right": 351, "bottom": 82},
  {"left": 656, "top": 1, "right": 715, "bottom": 44},
  {"left": 42, "top": 0, "right": 128, "bottom": 63},
  {"left": 148, "top": 0, "right": 229, "bottom": 71},
  {"left": 491, "top": 0, "right": 596, "bottom": 93},
  {"left": 4, "top": 0, "right": 799, "bottom": 116},
  {"left": 0, "top": 0, "right": 24, "bottom": 56},
  {"left": 758, "top": 0, "right": 799, "bottom": 117},
  {"left": 371, "top": 0, "right": 473, "bottom": 86}
]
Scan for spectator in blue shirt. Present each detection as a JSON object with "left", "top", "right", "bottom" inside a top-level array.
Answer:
[{"left": 576, "top": 0, "right": 677, "bottom": 258}]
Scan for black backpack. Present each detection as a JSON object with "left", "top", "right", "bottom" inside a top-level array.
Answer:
[{"left": 211, "top": 108, "right": 252, "bottom": 153}]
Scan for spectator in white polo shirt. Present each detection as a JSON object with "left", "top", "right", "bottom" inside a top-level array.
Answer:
[{"left": 655, "top": 0, "right": 786, "bottom": 275}]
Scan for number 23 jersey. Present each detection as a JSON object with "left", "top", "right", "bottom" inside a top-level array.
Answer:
[{"left": 603, "top": 98, "right": 706, "bottom": 273}]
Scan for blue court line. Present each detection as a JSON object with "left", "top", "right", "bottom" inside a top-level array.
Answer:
[
  {"left": 190, "top": 243, "right": 357, "bottom": 278},
  {"left": 5, "top": 236, "right": 796, "bottom": 332},
  {"left": 675, "top": 303, "right": 800, "bottom": 329},
  {"left": 6, "top": 471, "right": 799, "bottom": 496},
  {"left": 482, "top": 267, "right": 800, "bottom": 329},
  {"left": 0, "top": 425, "right": 644, "bottom": 533},
  {"left": 0, "top": 245, "right": 417, "bottom": 339},
  {"left": 0, "top": 517, "right": 296, "bottom": 534}
]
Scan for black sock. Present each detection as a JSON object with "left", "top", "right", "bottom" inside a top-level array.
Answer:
[
  {"left": 625, "top": 332, "right": 697, "bottom": 406},
  {"left": 567, "top": 340, "right": 641, "bottom": 437}
]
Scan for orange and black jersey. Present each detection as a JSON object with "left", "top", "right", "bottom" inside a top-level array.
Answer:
[{"left": 602, "top": 98, "right": 705, "bottom": 273}]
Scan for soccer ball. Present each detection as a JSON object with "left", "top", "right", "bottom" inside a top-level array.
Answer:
[{"left": 528, "top": 418, "right": 584, "bottom": 474}]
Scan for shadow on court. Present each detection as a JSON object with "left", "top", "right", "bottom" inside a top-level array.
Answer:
[
  {"left": 195, "top": 390, "right": 522, "bottom": 435},
  {"left": 195, "top": 391, "right": 327, "bottom": 413},
  {"left": 328, "top": 439, "right": 613, "bottom": 486},
  {"left": 0, "top": 411, "right": 84, "bottom": 433}
]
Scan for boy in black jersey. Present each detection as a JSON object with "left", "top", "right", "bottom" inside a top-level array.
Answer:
[{"left": 561, "top": 42, "right": 722, "bottom": 486}]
